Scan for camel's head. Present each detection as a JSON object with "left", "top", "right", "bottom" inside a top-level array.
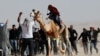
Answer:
[
  {"left": 30, "top": 9, "right": 42, "bottom": 21},
  {"left": 30, "top": 9, "right": 36, "bottom": 17}
]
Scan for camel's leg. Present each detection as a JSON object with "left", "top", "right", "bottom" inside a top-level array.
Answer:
[
  {"left": 59, "top": 23, "right": 65, "bottom": 34},
  {"left": 56, "top": 37, "right": 66, "bottom": 54},
  {"left": 62, "top": 41, "right": 66, "bottom": 56},
  {"left": 47, "top": 37, "right": 51, "bottom": 56},
  {"left": 66, "top": 37, "right": 74, "bottom": 56}
]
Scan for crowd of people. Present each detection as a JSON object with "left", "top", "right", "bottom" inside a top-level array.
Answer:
[
  {"left": 8, "top": 23, "right": 100, "bottom": 56},
  {"left": 0, "top": 4, "right": 100, "bottom": 56},
  {"left": 68, "top": 25, "right": 100, "bottom": 55}
]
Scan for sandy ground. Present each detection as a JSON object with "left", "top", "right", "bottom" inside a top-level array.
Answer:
[
  {"left": 9, "top": 32, "right": 100, "bottom": 56},
  {"left": 9, "top": 42, "right": 100, "bottom": 56},
  {"left": 36, "top": 42, "right": 100, "bottom": 56}
]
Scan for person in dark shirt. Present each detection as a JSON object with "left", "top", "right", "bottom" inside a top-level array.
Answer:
[
  {"left": 47, "top": 4, "right": 62, "bottom": 29},
  {"left": 68, "top": 25, "right": 78, "bottom": 55},
  {"left": 88, "top": 27, "right": 100, "bottom": 54},
  {"left": 38, "top": 29, "right": 48, "bottom": 56},
  {"left": 78, "top": 28, "right": 90, "bottom": 54},
  {"left": 9, "top": 24, "right": 18, "bottom": 56}
]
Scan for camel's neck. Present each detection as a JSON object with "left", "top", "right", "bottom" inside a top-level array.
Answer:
[{"left": 35, "top": 17, "right": 45, "bottom": 31}]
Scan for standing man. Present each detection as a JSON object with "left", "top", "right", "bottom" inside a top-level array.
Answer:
[
  {"left": 88, "top": 27, "right": 100, "bottom": 54},
  {"left": 17, "top": 12, "right": 35, "bottom": 56},
  {"left": 68, "top": 25, "right": 78, "bottom": 55},
  {"left": 9, "top": 24, "right": 18, "bottom": 56}
]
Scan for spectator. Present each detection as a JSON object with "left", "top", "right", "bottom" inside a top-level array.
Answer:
[
  {"left": 68, "top": 25, "right": 78, "bottom": 55},
  {"left": 17, "top": 12, "right": 36, "bottom": 56},
  {"left": 88, "top": 27, "right": 100, "bottom": 54},
  {"left": 78, "top": 28, "right": 90, "bottom": 54},
  {"left": 9, "top": 24, "right": 18, "bottom": 56}
]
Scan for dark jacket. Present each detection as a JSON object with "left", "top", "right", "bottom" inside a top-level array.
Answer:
[
  {"left": 47, "top": 5, "right": 60, "bottom": 21},
  {"left": 9, "top": 29, "right": 18, "bottom": 40},
  {"left": 38, "top": 29, "right": 47, "bottom": 41},
  {"left": 68, "top": 28, "right": 78, "bottom": 41},
  {"left": 88, "top": 29, "right": 100, "bottom": 41},
  {"left": 78, "top": 31, "right": 90, "bottom": 42}
]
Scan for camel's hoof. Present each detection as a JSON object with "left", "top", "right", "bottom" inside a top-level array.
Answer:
[{"left": 61, "top": 50, "right": 65, "bottom": 54}]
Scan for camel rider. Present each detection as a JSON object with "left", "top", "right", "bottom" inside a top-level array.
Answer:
[{"left": 47, "top": 4, "right": 62, "bottom": 29}]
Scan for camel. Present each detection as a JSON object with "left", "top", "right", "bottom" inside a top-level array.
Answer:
[{"left": 30, "top": 10, "right": 73, "bottom": 56}]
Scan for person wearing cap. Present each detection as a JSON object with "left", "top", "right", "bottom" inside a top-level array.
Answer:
[
  {"left": 17, "top": 12, "right": 36, "bottom": 56},
  {"left": 47, "top": 4, "right": 62, "bottom": 29},
  {"left": 88, "top": 27, "right": 100, "bottom": 54}
]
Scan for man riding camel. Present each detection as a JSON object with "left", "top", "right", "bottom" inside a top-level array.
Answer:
[{"left": 47, "top": 4, "right": 62, "bottom": 29}]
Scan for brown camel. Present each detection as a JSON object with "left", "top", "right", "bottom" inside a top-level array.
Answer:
[{"left": 30, "top": 10, "right": 73, "bottom": 56}]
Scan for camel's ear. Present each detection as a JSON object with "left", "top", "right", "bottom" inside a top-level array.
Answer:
[
  {"left": 34, "top": 13, "right": 37, "bottom": 15},
  {"left": 35, "top": 11, "right": 40, "bottom": 16}
]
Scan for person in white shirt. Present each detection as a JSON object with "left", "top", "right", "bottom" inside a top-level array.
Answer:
[{"left": 17, "top": 12, "right": 35, "bottom": 56}]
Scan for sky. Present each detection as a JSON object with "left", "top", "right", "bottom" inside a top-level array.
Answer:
[{"left": 0, "top": 0, "right": 100, "bottom": 28}]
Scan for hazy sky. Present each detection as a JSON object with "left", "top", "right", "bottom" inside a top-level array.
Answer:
[{"left": 0, "top": 0, "right": 100, "bottom": 28}]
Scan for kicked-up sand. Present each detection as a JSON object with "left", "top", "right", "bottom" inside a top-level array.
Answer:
[{"left": 36, "top": 41, "right": 100, "bottom": 56}]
